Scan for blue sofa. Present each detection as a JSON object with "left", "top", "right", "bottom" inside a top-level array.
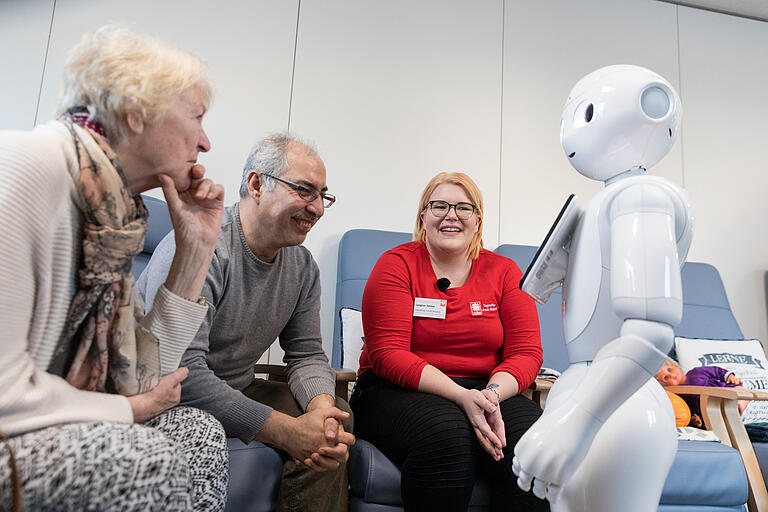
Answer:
[{"left": 334, "top": 229, "right": 750, "bottom": 512}]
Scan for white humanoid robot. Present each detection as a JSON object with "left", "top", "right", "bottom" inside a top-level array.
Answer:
[{"left": 511, "top": 64, "right": 693, "bottom": 511}]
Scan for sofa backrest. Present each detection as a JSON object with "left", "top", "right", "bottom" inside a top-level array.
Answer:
[
  {"left": 333, "top": 230, "right": 745, "bottom": 372},
  {"left": 677, "top": 262, "right": 744, "bottom": 340},
  {"left": 332, "top": 229, "right": 412, "bottom": 367},
  {"left": 131, "top": 195, "right": 173, "bottom": 280}
]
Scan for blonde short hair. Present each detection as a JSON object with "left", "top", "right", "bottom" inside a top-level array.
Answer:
[
  {"left": 58, "top": 25, "right": 212, "bottom": 141},
  {"left": 414, "top": 172, "right": 484, "bottom": 260}
]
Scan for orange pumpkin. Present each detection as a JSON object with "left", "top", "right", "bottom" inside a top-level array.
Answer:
[{"left": 665, "top": 390, "right": 691, "bottom": 427}]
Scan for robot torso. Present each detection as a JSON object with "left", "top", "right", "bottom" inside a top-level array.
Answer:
[{"left": 561, "top": 174, "right": 693, "bottom": 363}]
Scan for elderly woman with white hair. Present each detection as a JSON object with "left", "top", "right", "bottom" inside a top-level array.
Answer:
[{"left": 0, "top": 27, "right": 228, "bottom": 510}]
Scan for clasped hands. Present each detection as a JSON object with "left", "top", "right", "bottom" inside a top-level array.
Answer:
[
  {"left": 255, "top": 394, "right": 354, "bottom": 473},
  {"left": 457, "top": 388, "right": 506, "bottom": 461},
  {"left": 290, "top": 410, "right": 356, "bottom": 472}
]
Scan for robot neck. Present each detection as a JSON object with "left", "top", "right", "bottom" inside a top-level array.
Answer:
[{"left": 604, "top": 167, "right": 646, "bottom": 186}]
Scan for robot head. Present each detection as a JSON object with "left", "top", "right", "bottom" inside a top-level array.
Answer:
[{"left": 560, "top": 65, "right": 682, "bottom": 182}]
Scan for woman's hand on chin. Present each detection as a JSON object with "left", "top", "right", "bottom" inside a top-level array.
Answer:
[
  {"left": 159, "top": 167, "right": 224, "bottom": 301},
  {"left": 160, "top": 166, "right": 224, "bottom": 251}
]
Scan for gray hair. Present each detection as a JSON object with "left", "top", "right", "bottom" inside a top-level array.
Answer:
[
  {"left": 239, "top": 133, "right": 318, "bottom": 198},
  {"left": 58, "top": 25, "right": 211, "bottom": 142}
]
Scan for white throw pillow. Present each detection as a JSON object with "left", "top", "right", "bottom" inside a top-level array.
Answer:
[
  {"left": 340, "top": 308, "right": 365, "bottom": 372},
  {"left": 675, "top": 337, "right": 768, "bottom": 424}
]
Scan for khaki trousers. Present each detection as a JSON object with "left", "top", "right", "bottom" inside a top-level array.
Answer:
[{"left": 243, "top": 379, "right": 353, "bottom": 512}]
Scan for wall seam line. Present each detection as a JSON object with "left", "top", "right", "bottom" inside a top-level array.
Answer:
[
  {"left": 33, "top": 0, "right": 56, "bottom": 126},
  {"left": 675, "top": 5, "right": 686, "bottom": 189},
  {"left": 287, "top": 0, "right": 301, "bottom": 132},
  {"left": 497, "top": 0, "right": 505, "bottom": 248}
]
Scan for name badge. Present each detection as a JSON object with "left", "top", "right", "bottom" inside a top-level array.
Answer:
[{"left": 413, "top": 297, "right": 447, "bottom": 319}]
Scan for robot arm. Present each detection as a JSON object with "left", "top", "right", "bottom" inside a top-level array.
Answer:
[
  {"left": 567, "top": 182, "right": 682, "bottom": 420},
  {"left": 571, "top": 182, "right": 684, "bottom": 417},
  {"left": 610, "top": 183, "right": 683, "bottom": 328},
  {"left": 513, "top": 183, "right": 683, "bottom": 500},
  {"left": 513, "top": 319, "right": 675, "bottom": 500}
]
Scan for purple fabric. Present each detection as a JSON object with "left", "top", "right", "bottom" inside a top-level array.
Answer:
[
  {"left": 682, "top": 366, "right": 738, "bottom": 419},
  {"left": 686, "top": 366, "right": 735, "bottom": 388}
]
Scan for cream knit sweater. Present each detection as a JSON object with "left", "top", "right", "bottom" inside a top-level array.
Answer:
[{"left": 0, "top": 121, "right": 208, "bottom": 436}]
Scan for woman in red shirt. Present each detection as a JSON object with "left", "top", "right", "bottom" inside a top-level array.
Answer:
[{"left": 350, "top": 172, "right": 547, "bottom": 511}]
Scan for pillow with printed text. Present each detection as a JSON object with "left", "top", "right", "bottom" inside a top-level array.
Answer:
[{"left": 675, "top": 337, "right": 768, "bottom": 424}]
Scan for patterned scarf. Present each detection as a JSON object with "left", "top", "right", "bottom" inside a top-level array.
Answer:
[{"left": 47, "top": 109, "right": 161, "bottom": 396}]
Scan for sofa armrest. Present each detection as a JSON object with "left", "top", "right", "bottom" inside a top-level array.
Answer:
[
  {"left": 522, "top": 378, "right": 554, "bottom": 408},
  {"left": 667, "top": 385, "right": 754, "bottom": 401},
  {"left": 334, "top": 369, "right": 357, "bottom": 401},
  {"left": 252, "top": 364, "right": 357, "bottom": 401},
  {"left": 747, "top": 390, "right": 768, "bottom": 401},
  {"left": 253, "top": 363, "right": 289, "bottom": 383}
]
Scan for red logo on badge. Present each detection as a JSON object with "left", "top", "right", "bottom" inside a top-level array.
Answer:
[{"left": 470, "top": 301, "right": 483, "bottom": 316}]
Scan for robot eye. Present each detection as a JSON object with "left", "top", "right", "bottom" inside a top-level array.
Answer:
[
  {"left": 572, "top": 100, "right": 595, "bottom": 128},
  {"left": 641, "top": 85, "right": 671, "bottom": 119}
]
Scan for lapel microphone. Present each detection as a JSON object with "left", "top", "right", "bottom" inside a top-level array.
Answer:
[{"left": 436, "top": 278, "right": 451, "bottom": 292}]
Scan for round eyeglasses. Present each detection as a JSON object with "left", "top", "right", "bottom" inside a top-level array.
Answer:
[
  {"left": 426, "top": 200, "right": 477, "bottom": 220},
  {"left": 260, "top": 173, "right": 336, "bottom": 208}
]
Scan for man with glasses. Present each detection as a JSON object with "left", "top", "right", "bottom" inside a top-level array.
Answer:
[{"left": 137, "top": 133, "right": 352, "bottom": 512}]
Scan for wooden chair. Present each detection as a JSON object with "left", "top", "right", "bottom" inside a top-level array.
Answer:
[{"left": 254, "top": 364, "right": 357, "bottom": 401}]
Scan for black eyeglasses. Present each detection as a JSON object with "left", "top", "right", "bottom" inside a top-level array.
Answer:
[
  {"left": 425, "top": 200, "right": 477, "bottom": 220},
  {"left": 260, "top": 173, "right": 336, "bottom": 208}
]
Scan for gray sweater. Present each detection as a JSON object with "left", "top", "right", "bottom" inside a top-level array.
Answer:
[{"left": 137, "top": 205, "right": 335, "bottom": 442}]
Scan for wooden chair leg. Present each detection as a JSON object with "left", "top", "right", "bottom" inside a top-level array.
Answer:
[
  {"left": 701, "top": 395, "right": 731, "bottom": 447},
  {"left": 721, "top": 399, "right": 768, "bottom": 512}
]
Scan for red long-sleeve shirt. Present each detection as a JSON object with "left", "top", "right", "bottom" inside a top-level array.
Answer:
[{"left": 359, "top": 242, "right": 542, "bottom": 391}]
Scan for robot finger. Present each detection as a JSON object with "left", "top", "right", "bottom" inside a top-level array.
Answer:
[
  {"left": 532, "top": 478, "right": 549, "bottom": 500},
  {"left": 516, "top": 468, "right": 533, "bottom": 492},
  {"left": 511, "top": 456, "right": 522, "bottom": 476},
  {"left": 547, "top": 483, "right": 563, "bottom": 503}
]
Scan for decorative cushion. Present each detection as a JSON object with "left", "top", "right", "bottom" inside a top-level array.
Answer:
[
  {"left": 340, "top": 308, "right": 365, "bottom": 371},
  {"left": 340, "top": 307, "right": 364, "bottom": 396},
  {"left": 675, "top": 337, "right": 768, "bottom": 424}
]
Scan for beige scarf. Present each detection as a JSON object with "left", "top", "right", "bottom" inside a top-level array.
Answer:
[{"left": 48, "top": 115, "right": 161, "bottom": 396}]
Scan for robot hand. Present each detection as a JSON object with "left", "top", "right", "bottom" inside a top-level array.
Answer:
[{"left": 512, "top": 401, "right": 603, "bottom": 502}]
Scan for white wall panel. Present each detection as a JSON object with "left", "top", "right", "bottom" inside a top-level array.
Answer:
[
  {"left": 37, "top": 0, "right": 299, "bottom": 203},
  {"left": 0, "top": 0, "right": 54, "bottom": 130},
  {"left": 678, "top": 6, "right": 768, "bottom": 343},
  {"left": 289, "top": 0, "right": 504, "bottom": 355},
  {"left": 500, "top": 0, "right": 682, "bottom": 246}
]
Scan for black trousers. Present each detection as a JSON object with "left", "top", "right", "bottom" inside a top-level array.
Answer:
[{"left": 350, "top": 371, "right": 549, "bottom": 512}]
